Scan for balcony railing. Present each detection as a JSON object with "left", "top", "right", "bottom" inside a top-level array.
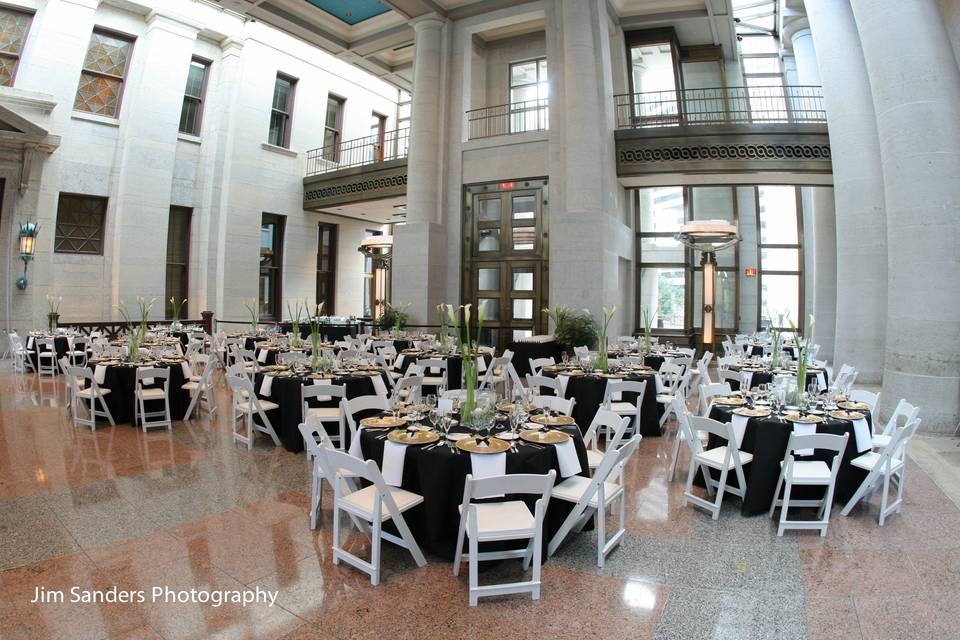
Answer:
[
  {"left": 466, "top": 98, "right": 548, "bottom": 140},
  {"left": 305, "top": 128, "right": 409, "bottom": 177},
  {"left": 614, "top": 85, "right": 825, "bottom": 129}
]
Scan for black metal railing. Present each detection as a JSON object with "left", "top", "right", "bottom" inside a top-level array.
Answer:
[
  {"left": 614, "top": 85, "right": 825, "bottom": 129},
  {"left": 466, "top": 98, "right": 549, "bottom": 140},
  {"left": 305, "top": 128, "right": 409, "bottom": 177}
]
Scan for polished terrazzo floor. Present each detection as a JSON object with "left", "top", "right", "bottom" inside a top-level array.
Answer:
[{"left": 1, "top": 366, "right": 957, "bottom": 640}]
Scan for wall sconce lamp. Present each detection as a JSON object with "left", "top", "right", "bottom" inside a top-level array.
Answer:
[{"left": 16, "top": 221, "right": 39, "bottom": 290}]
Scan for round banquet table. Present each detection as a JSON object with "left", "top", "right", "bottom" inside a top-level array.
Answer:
[
  {"left": 359, "top": 419, "right": 590, "bottom": 558},
  {"left": 394, "top": 351, "right": 492, "bottom": 392},
  {"left": 87, "top": 361, "right": 191, "bottom": 424},
  {"left": 507, "top": 340, "right": 566, "bottom": 378},
  {"left": 27, "top": 335, "right": 70, "bottom": 370},
  {"left": 726, "top": 363, "right": 829, "bottom": 391},
  {"left": 706, "top": 404, "right": 872, "bottom": 515},
  {"left": 540, "top": 368, "right": 664, "bottom": 436},
  {"left": 250, "top": 344, "right": 320, "bottom": 367},
  {"left": 253, "top": 370, "right": 389, "bottom": 452}
]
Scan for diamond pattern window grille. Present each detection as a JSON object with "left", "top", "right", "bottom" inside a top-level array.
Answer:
[
  {"left": 74, "top": 30, "right": 133, "bottom": 117},
  {"left": 55, "top": 194, "right": 107, "bottom": 255},
  {"left": 0, "top": 7, "right": 32, "bottom": 87}
]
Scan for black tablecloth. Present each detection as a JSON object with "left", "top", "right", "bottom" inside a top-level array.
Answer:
[
  {"left": 359, "top": 422, "right": 589, "bottom": 558},
  {"left": 541, "top": 370, "right": 664, "bottom": 436},
  {"left": 507, "top": 340, "right": 566, "bottom": 378},
  {"left": 727, "top": 365, "right": 829, "bottom": 391},
  {"left": 394, "top": 352, "right": 493, "bottom": 391},
  {"left": 706, "top": 405, "right": 871, "bottom": 515},
  {"left": 27, "top": 336, "right": 69, "bottom": 369},
  {"left": 243, "top": 336, "right": 269, "bottom": 352},
  {"left": 88, "top": 362, "right": 190, "bottom": 424},
  {"left": 253, "top": 371, "right": 386, "bottom": 452},
  {"left": 276, "top": 322, "right": 360, "bottom": 342}
]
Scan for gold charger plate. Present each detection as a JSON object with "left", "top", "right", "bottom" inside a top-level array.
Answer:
[
  {"left": 520, "top": 429, "right": 571, "bottom": 444},
  {"left": 784, "top": 413, "right": 825, "bottom": 424},
  {"left": 530, "top": 414, "right": 576, "bottom": 426},
  {"left": 714, "top": 396, "right": 747, "bottom": 406},
  {"left": 401, "top": 349, "right": 422, "bottom": 355},
  {"left": 733, "top": 407, "right": 772, "bottom": 417},
  {"left": 838, "top": 401, "right": 870, "bottom": 411},
  {"left": 561, "top": 370, "right": 586, "bottom": 377},
  {"left": 596, "top": 373, "right": 625, "bottom": 379},
  {"left": 361, "top": 416, "right": 408, "bottom": 429},
  {"left": 387, "top": 429, "right": 439, "bottom": 445},
  {"left": 496, "top": 402, "right": 515, "bottom": 412},
  {"left": 830, "top": 410, "right": 865, "bottom": 421},
  {"left": 457, "top": 437, "right": 511, "bottom": 454}
]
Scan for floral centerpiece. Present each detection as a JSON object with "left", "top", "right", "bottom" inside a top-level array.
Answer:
[
  {"left": 588, "top": 306, "right": 617, "bottom": 372},
  {"left": 243, "top": 299, "right": 260, "bottom": 335},
  {"left": 446, "top": 301, "right": 486, "bottom": 424},
  {"left": 640, "top": 305, "right": 657, "bottom": 352},
  {"left": 308, "top": 301, "right": 325, "bottom": 370},
  {"left": 765, "top": 309, "right": 787, "bottom": 369},
  {"left": 169, "top": 297, "right": 186, "bottom": 332},
  {"left": 378, "top": 301, "right": 409, "bottom": 336},
  {"left": 287, "top": 299, "right": 305, "bottom": 349},
  {"left": 46, "top": 295, "right": 62, "bottom": 332},
  {"left": 436, "top": 303, "right": 450, "bottom": 351},
  {"left": 788, "top": 314, "right": 815, "bottom": 403},
  {"left": 117, "top": 297, "right": 155, "bottom": 363},
  {"left": 543, "top": 305, "right": 598, "bottom": 354}
]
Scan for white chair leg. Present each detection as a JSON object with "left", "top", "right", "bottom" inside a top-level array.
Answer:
[
  {"left": 468, "top": 526, "right": 479, "bottom": 607},
  {"left": 370, "top": 515, "right": 382, "bottom": 586},
  {"left": 777, "top": 478, "right": 793, "bottom": 537}
]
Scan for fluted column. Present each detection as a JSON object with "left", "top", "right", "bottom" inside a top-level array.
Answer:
[
  {"left": 391, "top": 15, "right": 447, "bottom": 323},
  {"left": 805, "top": 0, "right": 887, "bottom": 381},
  {"left": 850, "top": 0, "right": 960, "bottom": 430}
]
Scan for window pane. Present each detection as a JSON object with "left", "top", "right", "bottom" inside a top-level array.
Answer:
[
  {"left": 512, "top": 226, "right": 535, "bottom": 251},
  {"left": 269, "top": 112, "right": 288, "bottom": 147},
  {"left": 184, "top": 61, "right": 206, "bottom": 98},
  {"left": 512, "top": 268, "right": 534, "bottom": 291},
  {"left": 0, "top": 9, "right": 31, "bottom": 56},
  {"left": 639, "top": 267, "right": 685, "bottom": 329},
  {"left": 74, "top": 73, "right": 122, "bottom": 116},
  {"left": 478, "top": 297, "right": 500, "bottom": 319},
  {"left": 630, "top": 43, "right": 677, "bottom": 94},
  {"left": 510, "top": 84, "right": 537, "bottom": 103},
  {"left": 477, "top": 197, "right": 501, "bottom": 222},
  {"left": 758, "top": 186, "right": 799, "bottom": 244},
  {"left": 513, "top": 329, "right": 533, "bottom": 341},
  {"left": 510, "top": 61, "right": 538, "bottom": 86},
  {"left": 690, "top": 186, "right": 734, "bottom": 222},
  {"left": 325, "top": 96, "right": 341, "bottom": 127},
  {"left": 739, "top": 35, "right": 778, "bottom": 54},
  {"left": 717, "top": 271, "right": 737, "bottom": 328},
  {"left": 478, "top": 267, "right": 499, "bottom": 291},
  {"left": 512, "top": 299, "right": 533, "bottom": 320},
  {"left": 83, "top": 31, "right": 131, "bottom": 77},
  {"left": 538, "top": 58, "right": 547, "bottom": 82},
  {"left": 273, "top": 77, "right": 292, "bottom": 112},
  {"left": 716, "top": 245, "right": 736, "bottom": 268},
  {"left": 639, "top": 186, "right": 684, "bottom": 232},
  {"left": 477, "top": 228, "right": 500, "bottom": 252},
  {"left": 512, "top": 195, "right": 536, "bottom": 219},
  {"left": 0, "top": 56, "right": 17, "bottom": 87},
  {"left": 55, "top": 194, "right": 106, "bottom": 254},
  {"left": 742, "top": 56, "right": 780, "bottom": 75},
  {"left": 761, "top": 274, "right": 800, "bottom": 325},
  {"left": 179, "top": 98, "right": 199, "bottom": 135},
  {"left": 761, "top": 247, "right": 799, "bottom": 271},
  {"left": 639, "top": 236, "right": 685, "bottom": 263}
]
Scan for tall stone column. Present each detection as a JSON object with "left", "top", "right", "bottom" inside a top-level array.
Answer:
[
  {"left": 789, "top": 25, "right": 837, "bottom": 361},
  {"left": 805, "top": 0, "right": 887, "bottom": 381},
  {"left": 850, "top": 0, "right": 960, "bottom": 430},
  {"left": 391, "top": 15, "right": 447, "bottom": 323}
]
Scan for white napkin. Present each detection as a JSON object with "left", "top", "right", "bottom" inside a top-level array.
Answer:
[
  {"left": 371, "top": 375, "right": 388, "bottom": 398},
  {"left": 470, "top": 451, "right": 507, "bottom": 496},
  {"left": 731, "top": 414, "right": 749, "bottom": 448},
  {"left": 94, "top": 365, "right": 107, "bottom": 385},
  {"left": 181, "top": 361, "right": 192, "bottom": 380},
  {"left": 554, "top": 439, "right": 582, "bottom": 478},
  {"left": 26, "top": 336, "right": 34, "bottom": 350},
  {"left": 852, "top": 418, "right": 872, "bottom": 453},
  {"left": 655, "top": 374, "right": 666, "bottom": 394},
  {"left": 348, "top": 426, "right": 363, "bottom": 457},
  {"left": 311, "top": 378, "right": 332, "bottom": 401},
  {"left": 816, "top": 372, "right": 827, "bottom": 391},
  {"left": 259, "top": 375, "right": 274, "bottom": 397},
  {"left": 382, "top": 441, "right": 407, "bottom": 487},
  {"left": 439, "top": 398, "right": 455, "bottom": 415},
  {"left": 741, "top": 371, "right": 754, "bottom": 390},
  {"left": 792, "top": 423, "right": 817, "bottom": 455},
  {"left": 477, "top": 358, "right": 487, "bottom": 373},
  {"left": 257, "top": 349, "right": 268, "bottom": 363},
  {"left": 556, "top": 375, "right": 570, "bottom": 397},
  {"left": 394, "top": 354, "right": 405, "bottom": 371}
]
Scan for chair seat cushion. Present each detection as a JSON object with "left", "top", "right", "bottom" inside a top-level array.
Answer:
[
  {"left": 551, "top": 474, "right": 622, "bottom": 508},
  {"left": 459, "top": 500, "right": 536, "bottom": 541},
  {"left": 850, "top": 451, "right": 903, "bottom": 472},
  {"left": 75, "top": 387, "right": 110, "bottom": 398},
  {"left": 696, "top": 446, "right": 754, "bottom": 470},
  {"left": 306, "top": 406, "right": 340, "bottom": 420},
  {"left": 655, "top": 394, "right": 675, "bottom": 403},
  {"left": 781, "top": 459, "right": 832, "bottom": 482},
  {"left": 138, "top": 388, "right": 167, "bottom": 399},
  {"left": 586, "top": 448, "right": 603, "bottom": 469},
  {"left": 181, "top": 381, "right": 199, "bottom": 391},
  {"left": 871, "top": 434, "right": 892, "bottom": 449},
  {"left": 340, "top": 485, "right": 424, "bottom": 521},
  {"left": 422, "top": 376, "right": 445, "bottom": 386},
  {"left": 609, "top": 401, "right": 637, "bottom": 414},
  {"left": 237, "top": 399, "right": 279, "bottom": 412}
]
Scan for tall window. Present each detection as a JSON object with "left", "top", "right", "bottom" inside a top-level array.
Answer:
[
  {"left": 396, "top": 89, "right": 411, "bottom": 156},
  {"left": 268, "top": 74, "right": 295, "bottom": 148},
  {"left": 316, "top": 222, "right": 337, "bottom": 312},
  {"left": 165, "top": 207, "right": 191, "bottom": 319},
  {"left": 0, "top": 7, "right": 33, "bottom": 87},
  {"left": 322, "top": 95, "right": 344, "bottom": 161},
  {"left": 55, "top": 194, "right": 107, "bottom": 255},
  {"left": 690, "top": 187, "right": 738, "bottom": 333},
  {"left": 369, "top": 112, "right": 386, "bottom": 162},
  {"left": 179, "top": 58, "right": 208, "bottom": 135},
  {"left": 637, "top": 187, "right": 686, "bottom": 330},
  {"left": 74, "top": 29, "right": 134, "bottom": 117},
  {"left": 627, "top": 32, "right": 680, "bottom": 125},
  {"left": 259, "top": 213, "right": 285, "bottom": 320},
  {"left": 757, "top": 186, "right": 803, "bottom": 328},
  {"left": 508, "top": 58, "right": 548, "bottom": 132}
]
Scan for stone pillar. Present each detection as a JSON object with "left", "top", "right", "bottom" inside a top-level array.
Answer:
[
  {"left": 789, "top": 26, "right": 837, "bottom": 362},
  {"left": 805, "top": 0, "right": 887, "bottom": 382},
  {"left": 391, "top": 15, "right": 447, "bottom": 324},
  {"left": 850, "top": 0, "right": 960, "bottom": 431}
]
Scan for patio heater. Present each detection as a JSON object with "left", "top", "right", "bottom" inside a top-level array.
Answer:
[{"left": 358, "top": 235, "right": 393, "bottom": 323}]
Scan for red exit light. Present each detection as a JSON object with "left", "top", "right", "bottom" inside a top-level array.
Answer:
[{"left": 498, "top": 181, "right": 516, "bottom": 190}]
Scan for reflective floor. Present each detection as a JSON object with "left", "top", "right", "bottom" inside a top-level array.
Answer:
[{"left": 1, "top": 366, "right": 957, "bottom": 639}]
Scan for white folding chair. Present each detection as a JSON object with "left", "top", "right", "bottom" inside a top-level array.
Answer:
[
  {"left": 582, "top": 408, "right": 631, "bottom": 471},
  {"left": 848, "top": 389, "right": 880, "bottom": 413},
  {"left": 769, "top": 432, "right": 849, "bottom": 536},
  {"left": 528, "top": 357, "right": 555, "bottom": 376},
  {"left": 872, "top": 399, "right": 919, "bottom": 450},
  {"left": 601, "top": 379, "right": 647, "bottom": 438},
  {"left": 341, "top": 394, "right": 391, "bottom": 450},
  {"left": 721, "top": 368, "right": 745, "bottom": 390},
  {"left": 134, "top": 367, "right": 172, "bottom": 431},
  {"left": 302, "top": 383, "right": 346, "bottom": 449},
  {"left": 478, "top": 355, "right": 511, "bottom": 393},
  {"left": 58, "top": 356, "right": 78, "bottom": 416},
  {"left": 325, "top": 447, "right": 427, "bottom": 585},
  {"left": 35, "top": 337, "right": 58, "bottom": 376},
  {"left": 656, "top": 365, "right": 692, "bottom": 428},
  {"left": 698, "top": 382, "right": 733, "bottom": 417},
  {"left": 572, "top": 346, "right": 590, "bottom": 360},
  {"left": 505, "top": 362, "right": 525, "bottom": 401},
  {"left": 526, "top": 374, "right": 563, "bottom": 397},
  {"left": 453, "top": 471, "right": 556, "bottom": 606},
  {"left": 68, "top": 366, "right": 115, "bottom": 430},
  {"left": 417, "top": 358, "right": 448, "bottom": 394},
  {"left": 69, "top": 337, "right": 89, "bottom": 366},
  {"left": 681, "top": 415, "right": 754, "bottom": 520},
  {"left": 530, "top": 394, "right": 575, "bottom": 416},
  {"left": 548, "top": 435, "right": 642, "bottom": 567},
  {"left": 391, "top": 375, "right": 423, "bottom": 406},
  {"left": 226, "top": 374, "right": 281, "bottom": 449},
  {"left": 842, "top": 418, "right": 920, "bottom": 526},
  {"left": 182, "top": 354, "right": 217, "bottom": 420},
  {"left": 298, "top": 417, "right": 362, "bottom": 529},
  {"left": 667, "top": 397, "right": 697, "bottom": 481}
]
